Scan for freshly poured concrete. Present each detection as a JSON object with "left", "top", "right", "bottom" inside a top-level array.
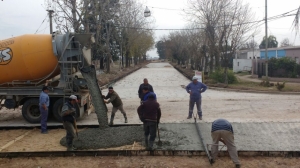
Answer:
[{"left": 59, "top": 122, "right": 300, "bottom": 151}]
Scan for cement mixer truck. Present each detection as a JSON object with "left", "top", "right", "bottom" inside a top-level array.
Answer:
[{"left": 0, "top": 32, "right": 97, "bottom": 123}]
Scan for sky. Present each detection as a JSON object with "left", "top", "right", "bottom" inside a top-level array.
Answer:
[{"left": 1, "top": 0, "right": 300, "bottom": 58}]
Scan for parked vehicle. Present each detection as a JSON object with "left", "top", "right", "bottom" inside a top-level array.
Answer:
[{"left": 0, "top": 32, "right": 96, "bottom": 123}]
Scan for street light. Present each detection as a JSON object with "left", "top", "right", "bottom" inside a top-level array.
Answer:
[{"left": 144, "top": 6, "right": 151, "bottom": 17}]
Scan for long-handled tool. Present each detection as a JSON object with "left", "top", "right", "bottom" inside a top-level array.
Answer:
[
  {"left": 74, "top": 119, "right": 79, "bottom": 138},
  {"left": 157, "top": 123, "right": 162, "bottom": 146}
]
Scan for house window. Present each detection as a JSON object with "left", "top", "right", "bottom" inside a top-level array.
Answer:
[
  {"left": 250, "top": 57, "right": 251, "bottom": 59},
  {"left": 295, "top": 57, "right": 299, "bottom": 64}
]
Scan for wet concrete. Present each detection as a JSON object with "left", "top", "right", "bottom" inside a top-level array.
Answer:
[
  {"left": 81, "top": 66, "right": 108, "bottom": 128},
  {"left": 60, "top": 122, "right": 300, "bottom": 151},
  {"left": 60, "top": 126, "right": 144, "bottom": 149}
]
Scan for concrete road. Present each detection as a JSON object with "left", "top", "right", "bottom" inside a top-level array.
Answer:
[
  {"left": 107, "top": 62, "right": 300, "bottom": 125},
  {"left": 1, "top": 62, "right": 300, "bottom": 126}
]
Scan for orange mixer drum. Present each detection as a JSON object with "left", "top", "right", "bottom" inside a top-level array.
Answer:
[{"left": 0, "top": 34, "right": 59, "bottom": 84}]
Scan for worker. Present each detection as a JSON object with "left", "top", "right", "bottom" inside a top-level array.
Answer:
[
  {"left": 39, "top": 86, "right": 50, "bottom": 134},
  {"left": 211, "top": 119, "right": 241, "bottom": 168},
  {"left": 138, "top": 78, "right": 154, "bottom": 102},
  {"left": 61, "top": 95, "right": 78, "bottom": 151},
  {"left": 186, "top": 76, "right": 207, "bottom": 120},
  {"left": 103, "top": 86, "right": 128, "bottom": 125},
  {"left": 137, "top": 93, "right": 161, "bottom": 150},
  {"left": 142, "top": 86, "right": 157, "bottom": 102}
]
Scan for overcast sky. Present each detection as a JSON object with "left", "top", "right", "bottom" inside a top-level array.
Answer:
[{"left": 1, "top": 0, "right": 300, "bottom": 58}]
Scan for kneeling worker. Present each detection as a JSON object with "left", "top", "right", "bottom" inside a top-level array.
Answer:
[
  {"left": 211, "top": 119, "right": 241, "bottom": 168},
  {"left": 137, "top": 93, "right": 161, "bottom": 150},
  {"left": 61, "top": 95, "right": 78, "bottom": 151}
]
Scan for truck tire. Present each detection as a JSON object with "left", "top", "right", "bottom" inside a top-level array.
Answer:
[
  {"left": 53, "top": 98, "right": 80, "bottom": 122},
  {"left": 22, "top": 98, "right": 41, "bottom": 123}
]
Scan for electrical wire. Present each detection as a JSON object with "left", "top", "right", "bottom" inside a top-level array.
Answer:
[
  {"left": 34, "top": 14, "right": 48, "bottom": 34},
  {"left": 116, "top": 8, "right": 297, "bottom": 31}
]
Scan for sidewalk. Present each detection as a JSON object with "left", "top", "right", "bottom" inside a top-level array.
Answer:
[{"left": 237, "top": 75, "right": 300, "bottom": 83}]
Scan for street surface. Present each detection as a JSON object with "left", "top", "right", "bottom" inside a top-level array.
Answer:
[{"left": 1, "top": 62, "right": 300, "bottom": 126}]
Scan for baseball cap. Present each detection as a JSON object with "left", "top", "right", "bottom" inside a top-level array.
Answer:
[
  {"left": 69, "top": 95, "right": 77, "bottom": 100},
  {"left": 192, "top": 76, "right": 198, "bottom": 80},
  {"left": 108, "top": 86, "right": 113, "bottom": 90},
  {"left": 42, "top": 86, "right": 49, "bottom": 91}
]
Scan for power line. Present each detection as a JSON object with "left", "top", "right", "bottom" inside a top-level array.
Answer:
[
  {"left": 116, "top": 8, "right": 297, "bottom": 31},
  {"left": 34, "top": 14, "right": 48, "bottom": 34}
]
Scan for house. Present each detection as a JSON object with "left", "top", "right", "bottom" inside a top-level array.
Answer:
[{"left": 233, "top": 46, "right": 300, "bottom": 74}]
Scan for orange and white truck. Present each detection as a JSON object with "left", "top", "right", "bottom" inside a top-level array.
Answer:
[{"left": 0, "top": 32, "right": 96, "bottom": 123}]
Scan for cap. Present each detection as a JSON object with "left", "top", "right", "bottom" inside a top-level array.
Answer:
[
  {"left": 69, "top": 95, "right": 77, "bottom": 100},
  {"left": 192, "top": 76, "right": 198, "bottom": 80},
  {"left": 42, "top": 86, "right": 49, "bottom": 91},
  {"left": 108, "top": 86, "right": 113, "bottom": 90}
]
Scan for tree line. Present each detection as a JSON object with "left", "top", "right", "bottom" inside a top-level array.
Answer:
[{"left": 47, "top": 0, "right": 155, "bottom": 72}]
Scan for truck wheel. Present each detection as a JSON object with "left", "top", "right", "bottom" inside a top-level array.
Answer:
[
  {"left": 53, "top": 98, "right": 64, "bottom": 122},
  {"left": 53, "top": 98, "right": 80, "bottom": 122},
  {"left": 22, "top": 98, "right": 41, "bottom": 123}
]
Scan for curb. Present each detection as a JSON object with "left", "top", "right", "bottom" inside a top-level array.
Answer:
[{"left": 172, "top": 64, "right": 300, "bottom": 95}]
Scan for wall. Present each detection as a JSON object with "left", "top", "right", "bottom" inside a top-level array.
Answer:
[
  {"left": 233, "top": 59, "right": 252, "bottom": 73},
  {"left": 286, "top": 48, "right": 300, "bottom": 64},
  {"left": 247, "top": 50, "right": 260, "bottom": 59}
]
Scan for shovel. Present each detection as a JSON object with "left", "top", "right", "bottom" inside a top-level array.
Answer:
[
  {"left": 74, "top": 119, "right": 79, "bottom": 138},
  {"left": 157, "top": 123, "right": 162, "bottom": 146}
]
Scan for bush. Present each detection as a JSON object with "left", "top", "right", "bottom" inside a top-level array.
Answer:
[
  {"left": 210, "top": 68, "right": 237, "bottom": 84},
  {"left": 275, "top": 82, "right": 285, "bottom": 91}
]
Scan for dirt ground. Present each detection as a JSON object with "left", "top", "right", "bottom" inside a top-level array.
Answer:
[
  {"left": 1, "top": 61, "right": 300, "bottom": 167},
  {"left": 0, "top": 156, "right": 299, "bottom": 168}
]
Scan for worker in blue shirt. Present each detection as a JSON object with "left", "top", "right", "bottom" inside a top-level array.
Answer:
[
  {"left": 211, "top": 119, "right": 240, "bottom": 168},
  {"left": 39, "top": 86, "right": 50, "bottom": 134},
  {"left": 186, "top": 76, "right": 207, "bottom": 120}
]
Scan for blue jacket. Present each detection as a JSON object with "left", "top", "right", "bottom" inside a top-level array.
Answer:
[
  {"left": 186, "top": 81, "right": 207, "bottom": 101},
  {"left": 211, "top": 119, "right": 234, "bottom": 133},
  {"left": 143, "top": 92, "right": 157, "bottom": 101},
  {"left": 39, "top": 91, "right": 49, "bottom": 107}
]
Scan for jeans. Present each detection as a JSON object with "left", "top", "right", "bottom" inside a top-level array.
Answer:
[
  {"left": 188, "top": 99, "right": 202, "bottom": 117},
  {"left": 143, "top": 121, "right": 157, "bottom": 142},
  {"left": 211, "top": 130, "right": 240, "bottom": 164},
  {"left": 63, "top": 121, "right": 76, "bottom": 147},
  {"left": 40, "top": 106, "right": 48, "bottom": 132}
]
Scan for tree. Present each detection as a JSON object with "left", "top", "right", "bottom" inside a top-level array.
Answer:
[
  {"left": 155, "top": 41, "right": 166, "bottom": 59},
  {"left": 292, "top": 6, "right": 300, "bottom": 35},
  {"left": 259, "top": 35, "right": 278, "bottom": 49},
  {"left": 280, "top": 38, "right": 294, "bottom": 47},
  {"left": 185, "top": 0, "right": 257, "bottom": 75},
  {"left": 240, "top": 40, "right": 258, "bottom": 50}
]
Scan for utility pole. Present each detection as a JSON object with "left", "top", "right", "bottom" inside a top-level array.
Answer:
[
  {"left": 47, "top": 9, "right": 54, "bottom": 34},
  {"left": 265, "top": 0, "right": 269, "bottom": 80}
]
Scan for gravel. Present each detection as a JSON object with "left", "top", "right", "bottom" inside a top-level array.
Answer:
[{"left": 60, "top": 126, "right": 144, "bottom": 149}]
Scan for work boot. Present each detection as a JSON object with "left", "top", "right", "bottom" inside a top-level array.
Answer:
[
  {"left": 199, "top": 116, "right": 202, "bottom": 120},
  {"left": 109, "top": 113, "right": 115, "bottom": 125},
  {"left": 144, "top": 138, "right": 149, "bottom": 148},
  {"left": 123, "top": 114, "right": 128, "bottom": 123},
  {"left": 236, "top": 164, "right": 241, "bottom": 168},
  {"left": 67, "top": 144, "right": 74, "bottom": 151},
  {"left": 187, "top": 116, "right": 192, "bottom": 119},
  {"left": 148, "top": 141, "right": 154, "bottom": 150}
]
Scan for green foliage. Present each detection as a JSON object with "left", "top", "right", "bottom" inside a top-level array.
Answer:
[
  {"left": 268, "top": 57, "right": 299, "bottom": 78},
  {"left": 210, "top": 68, "right": 237, "bottom": 84},
  {"left": 275, "top": 82, "right": 286, "bottom": 91},
  {"left": 259, "top": 35, "right": 278, "bottom": 49}
]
